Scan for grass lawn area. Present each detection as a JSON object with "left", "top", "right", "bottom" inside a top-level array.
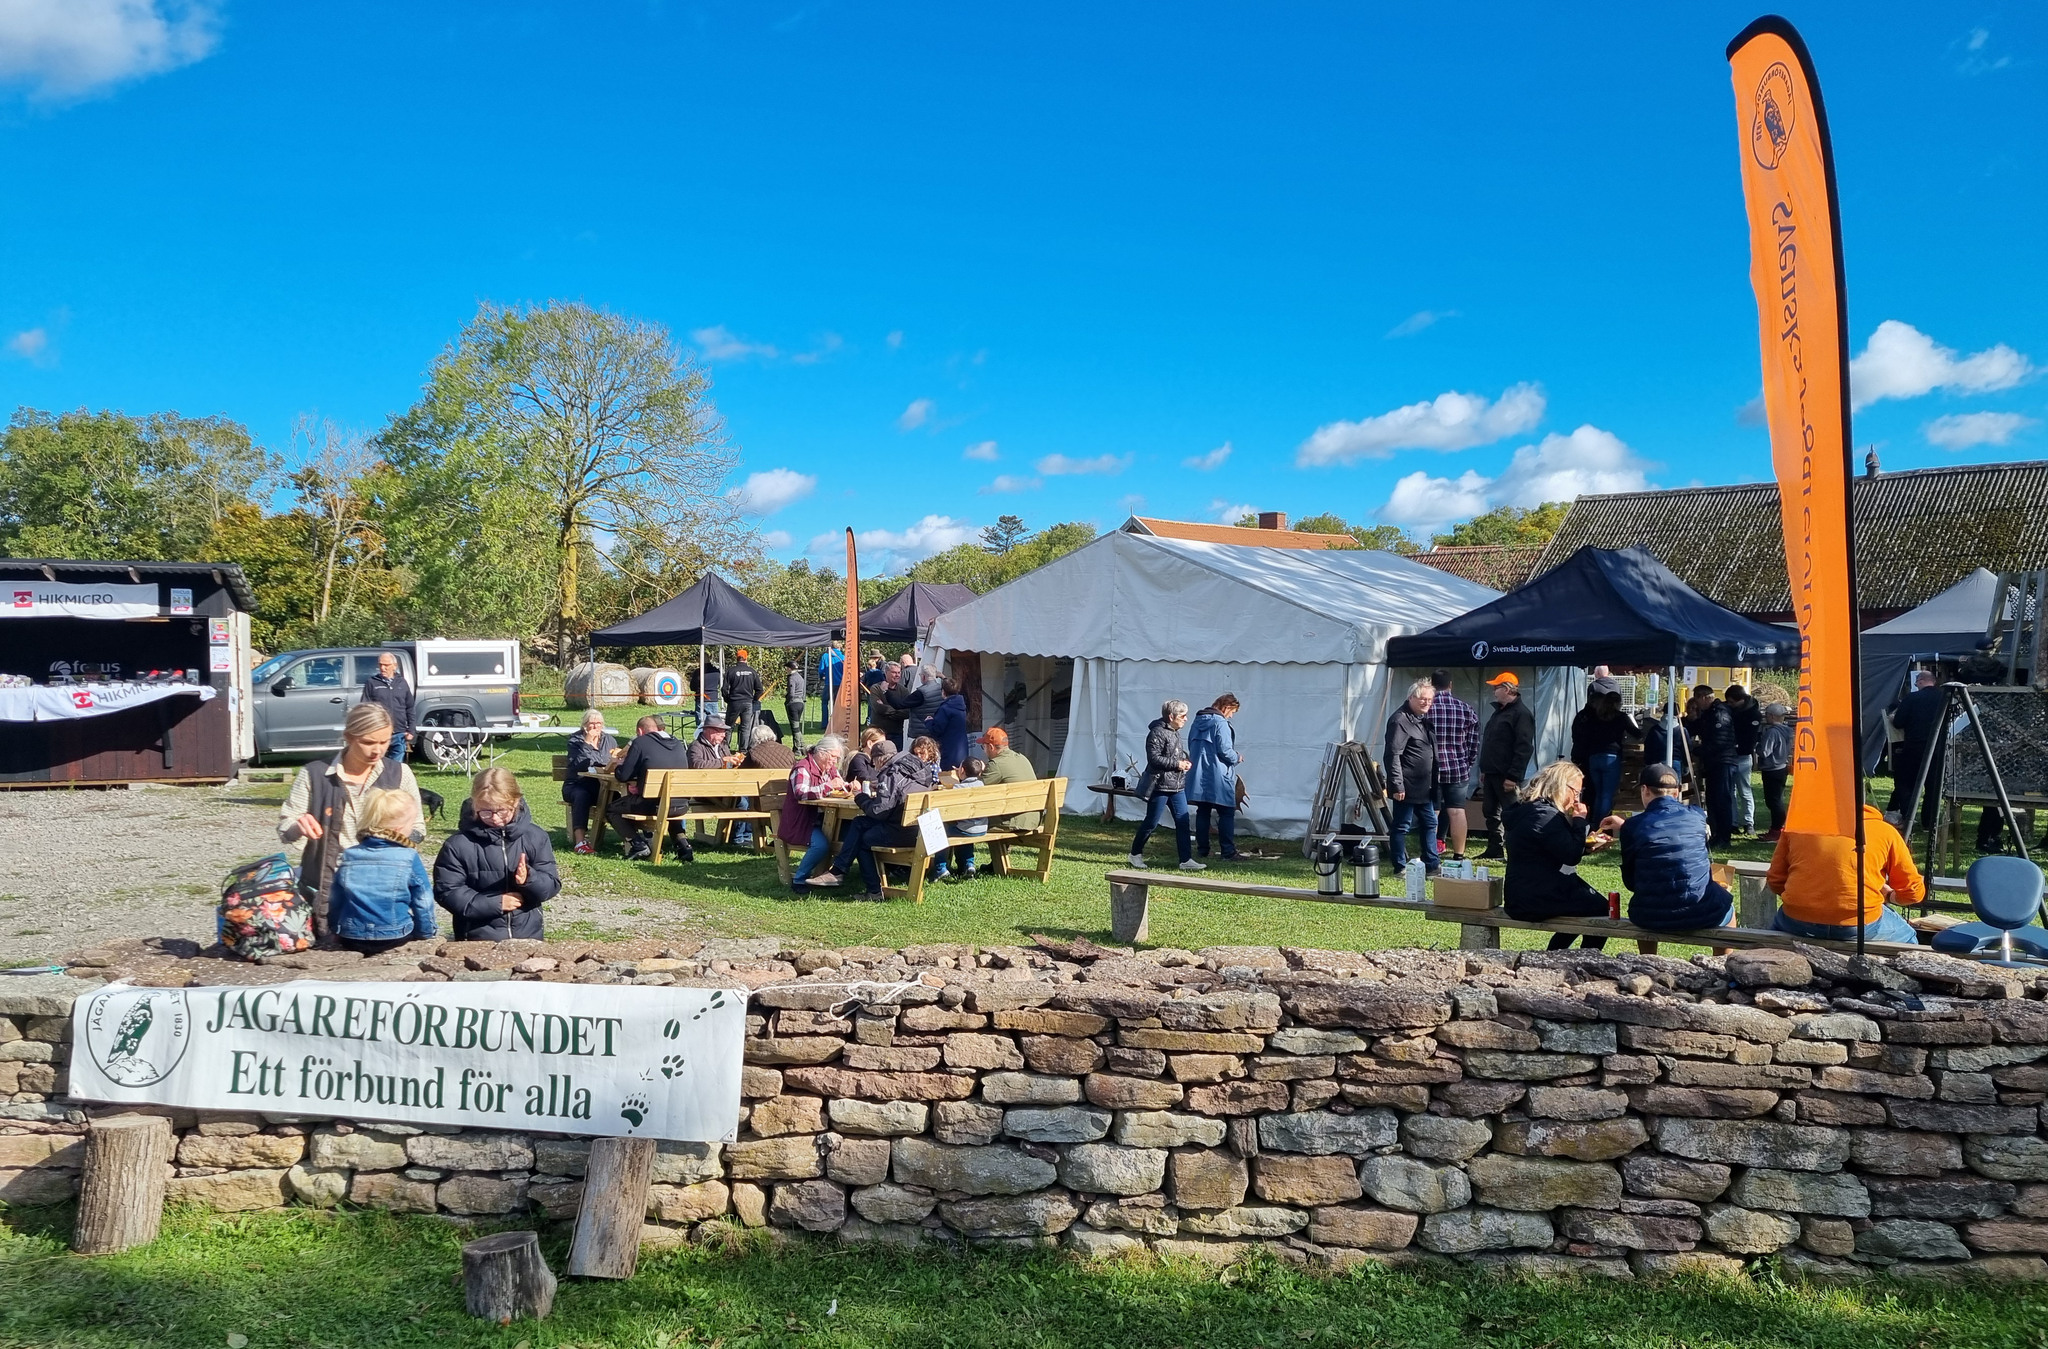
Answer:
[
  {"left": 4, "top": 1205, "right": 2045, "bottom": 1349},
  {"left": 379, "top": 699, "right": 2013, "bottom": 958}
]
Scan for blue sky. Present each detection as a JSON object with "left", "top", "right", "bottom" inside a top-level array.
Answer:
[{"left": 1, "top": 3, "right": 2042, "bottom": 574}]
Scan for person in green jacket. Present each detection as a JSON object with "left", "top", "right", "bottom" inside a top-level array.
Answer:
[{"left": 975, "top": 727, "right": 1042, "bottom": 831}]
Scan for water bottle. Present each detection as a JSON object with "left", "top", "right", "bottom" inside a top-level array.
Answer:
[{"left": 1405, "top": 858, "right": 1426, "bottom": 899}]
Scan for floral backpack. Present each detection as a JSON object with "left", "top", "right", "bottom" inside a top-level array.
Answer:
[{"left": 218, "top": 853, "right": 313, "bottom": 960}]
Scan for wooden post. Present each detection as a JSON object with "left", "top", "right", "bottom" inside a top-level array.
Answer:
[
  {"left": 1109, "top": 880, "right": 1150, "bottom": 944},
  {"left": 463, "top": 1231, "right": 557, "bottom": 1323},
  {"left": 72, "top": 1113, "right": 172, "bottom": 1256},
  {"left": 568, "top": 1137, "right": 657, "bottom": 1279}
]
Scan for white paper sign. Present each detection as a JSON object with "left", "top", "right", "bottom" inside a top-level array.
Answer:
[
  {"left": 2, "top": 580, "right": 159, "bottom": 620},
  {"left": 208, "top": 618, "right": 230, "bottom": 643},
  {"left": 209, "top": 647, "right": 233, "bottom": 673},
  {"left": 916, "top": 807, "right": 949, "bottom": 855},
  {"left": 169, "top": 587, "right": 193, "bottom": 615},
  {"left": 68, "top": 978, "right": 746, "bottom": 1142}
]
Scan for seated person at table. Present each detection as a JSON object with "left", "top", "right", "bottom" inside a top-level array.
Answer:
[
  {"left": 808, "top": 735, "right": 941, "bottom": 898},
  {"left": 435, "top": 768, "right": 562, "bottom": 940},
  {"left": 743, "top": 722, "right": 795, "bottom": 770},
  {"left": 1502, "top": 760, "right": 1612, "bottom": 951},
  {"left": 780, "top": 734, "right": 847, "bottom": 893},
  {"left": 977, "top": 727, "right": 1042, "bottom": 832},
  {"left": 608, "top": 714, "right": 695, "bottom": 861},
  {"left": 1609, "top": 763, "right": 1733, "bottom": 931},
  {"left": 933, "top": 757, "right": 988, "bottom": 882},
  {"left": 562, "top": 709, "right": 618, "bottom": 855},
  {"left": 327, "top": 790, "right": 437, "bottom": 955},
  {"left": 689, "top": 713, "right": 742, "bottom": 770},
  {"left": 1765, "top": 803, "right": 1924, "bottom": 944},
  {"left": 845, "top": 727, "right": 891, "bottom": 786}
]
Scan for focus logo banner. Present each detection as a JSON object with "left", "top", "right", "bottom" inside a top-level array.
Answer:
[{"left": 70, "top": 979, "right": 746, "bottom": 1142}]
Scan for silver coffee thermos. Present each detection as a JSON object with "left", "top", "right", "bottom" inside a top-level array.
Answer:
[
  {"left": 1347, "top": 839, "right": 1381, "bottom": 899},
  {"left": 1312, "top": 838, "right": 1347, "bottom": 896}
]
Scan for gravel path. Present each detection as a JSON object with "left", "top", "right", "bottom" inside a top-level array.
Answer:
[{"left": 0, "top": 781, "right": 754, "bottom": 968}]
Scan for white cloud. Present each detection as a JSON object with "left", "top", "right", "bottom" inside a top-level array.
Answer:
[
  {"left": 1182, "top": 442, "right": 1231, "bottom": 472},
  {"left": 1735, "top": 392, "right": 1766, "bottom": 427},
  {"left": 693, "top": 325, "right": 778, "bottom": 361},
  {"left": 1925, "top": 411, "right": 2037, "bottom": 450},
  {"left": 1492, "top": 425, "right": 1653, "bottom": 505},
  {"left": 812, "top": 515, "right": 978, "bottom": 573},
  {"left": 1208, "top": 499, "right": 1257, "bottom": 525},
  {"left": 0, "top": 0, "right": 218, "bottom": 102},
  {"left": 1379, "top": 424, "right": 1655, "bottom": 528},
  {"left": 1969, "top": 26, "right": 1989, "bottom": 50},
  {"left": 790, "top": 332, "right": 843, "bottom": 365},
  {"left": 5, "top": 328, "right": 51, "bottom": 365},
  {"left": 885, "top": 330, "right": 904, "bottom": 349},
  {"left": 1381, "top": 471, "right": 1493, "bottom": 529},
  {"left": 760, "top": 529, "right": 793, "bottom": 550},
  {"left": 981, "top": 475, "right": 1041, "bottom": 494},
  {"left": 962, "top": 440, "right": 999, "bottom": 462},
  {"left": 897, "top": 398, "right": 934, "bottom": 431},
  {"left": 1958, "top": 26, "right": 2011, "bottom": 74},
  {"left": 727, "top": 468, "right": 816, "bottom": 516},
  {"left": 1295, "top": 383, "right": 1546, "bottom": 466},
  {"left": 1849, "top": 320, "right": 2033, "bottom": 410},
  {"left": 1035, "top": 452, "right": 1130, "bottom": 476},
  {"left": 1386, "top": 309, "right": 1459, "bottom": 339}
]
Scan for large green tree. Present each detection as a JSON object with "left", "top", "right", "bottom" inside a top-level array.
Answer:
[
  {"left": 1431, "top": 502, "right": 1569, "bottom": 549},
  {"left": 379, "top": 301, "right": 746, "bottom": 658},
  {"left": 0, "top": 409, "right": 273, "bottom": 560},
  {"left": 903, "top": 519, "right": 1095, "bottom": 591},
  {"left": 1291, "top": 512, "right": 1418, "bottom": 553}
]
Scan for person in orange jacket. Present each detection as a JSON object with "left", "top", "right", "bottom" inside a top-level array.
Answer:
[{"left": 1765, "top": 803, "right": 1924, "bottom": 943}]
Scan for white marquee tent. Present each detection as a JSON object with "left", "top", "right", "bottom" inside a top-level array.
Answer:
[{"left": 927, "top": 529, "right": 1582, "bottom": 837}]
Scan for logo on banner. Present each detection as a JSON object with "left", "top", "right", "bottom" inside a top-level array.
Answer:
[
  {"left": 1750, "top": 61, "right": 1796, "bottom": 170},
  {"left": 1471, "top": 642, "right": 1490, "bottom": 661},
  {"left": 11, "top": 590, "right": 29, "bottom": 609},
  {"left": 70, "top": 690, "right": 95, "bottom": 709},
  {"left": 85, "top": 988, "right": 193, "bottom": 1087}
]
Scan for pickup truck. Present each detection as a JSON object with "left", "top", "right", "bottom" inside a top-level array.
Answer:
[{"left": 250, "top": 639, "right": 522, "bottom": 765}]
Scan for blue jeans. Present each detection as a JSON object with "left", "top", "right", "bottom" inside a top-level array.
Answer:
[
  {"left": 1731, "top": 755, "right": 1755, "bottom": 832},
  {"left": 384, "top": 734, "right": 408, "bottom": 761},
  {"left": 1773, "top": 905, "right": 1920, "bottom": 944},
  {"left": 1389, "top": 797, "right": 1439, "bottom": 872},
  {"left": 1584, "top": 752, "right": 1620, "bottom": 820},
  {"left": 791, "top": 825, "right": 831, "bottom": 886},
  {"left": 1195, "top": 804, "right": 1237, "bottom": 858},
  {"left": 834, "top": 816, "right": 909, "bottom": 893},
  {"left": 733, "top": 796, "right": 753, "bottom": 847},
  {"left": 1132, "top": 790, "right": 1192, "bottom": 864}
]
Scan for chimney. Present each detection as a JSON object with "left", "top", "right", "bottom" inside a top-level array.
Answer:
[
  {"left": 1257, "top": 511, "right": 1287, "bottom": 531},
  {"left": 1865, "top": 447, "right": 1880, "bottom": 478}
]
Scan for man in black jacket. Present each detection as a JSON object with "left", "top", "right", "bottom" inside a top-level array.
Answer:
[
  {"left": 1476, "top": 672, "right": 1535, "bottom": 860},
  {"left": 1724, "top": 684, "right": 1764, "bottom": 834},
  {"left": 608, "top": 715, "right": 695, "bottom": 860},
  {"left": 722, "top": 650, "right": 763, "bottom": 744},
  {"left": 1888, "top": 671, "right": 1947, "bottom": 836},
  {"left": 1685, "top": 687, "right": 1741, "bottom": 847},
  {"left": 358, "top": 652, "right": 416, "bottom": 761},
  {"left": 1383, "top": 679, "right": 1440, "bottom": 876}
]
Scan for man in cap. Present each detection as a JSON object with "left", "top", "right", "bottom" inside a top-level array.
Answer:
[
  {"left": 1611, "top": 763, "right": 1733, "bottom": 932},
  {"left": 722, "top": 649, "right": 763, "bottom": 745},
  {"left": 1475, "top": 672, "right": 1534, "bottom": 860}
]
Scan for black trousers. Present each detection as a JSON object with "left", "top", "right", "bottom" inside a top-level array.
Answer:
[
  {"left": 1760, "top": 768, "right": 1789, "bottom": 834},
  {"left": 1480, "top": 773, "right": 1516, "bottom": 848}
]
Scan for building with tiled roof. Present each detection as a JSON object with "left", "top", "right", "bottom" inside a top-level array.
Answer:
[
  {"left": 1410, "top": 544, "right": 1549, "bottom": 592},
  {"left": 1535, "top": 460, "right": 2048, "bottom": 624},
  {"left": 1119, "top": 513, "right": 1353, "bottom": 550}
]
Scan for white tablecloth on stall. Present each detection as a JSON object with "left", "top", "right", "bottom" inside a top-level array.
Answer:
[{"left": 0, "top": 682, "right": 216, "bottom": 723}]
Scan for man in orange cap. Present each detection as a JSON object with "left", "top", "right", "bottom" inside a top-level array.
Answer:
[
  {"left": 721, "top": 648, "right": 763, "bottom": 744},
  {"left": 1475, "top": 672, "right": 1534, "bottom": 860}
]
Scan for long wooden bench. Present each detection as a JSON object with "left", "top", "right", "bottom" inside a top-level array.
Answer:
[
  {"left": 600, "top": 767, "right": 788, "bottom": 862},
  {"left": 1103, "top": 868, "right": 1925, "bottom": 958},
  {"left": 857, "top": 777, "right": 1067, "bottom": 903}
]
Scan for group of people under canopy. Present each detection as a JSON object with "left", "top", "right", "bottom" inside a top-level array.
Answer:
[{"left": 1382, "top": 546, "right": 1924, "bottom": 947}]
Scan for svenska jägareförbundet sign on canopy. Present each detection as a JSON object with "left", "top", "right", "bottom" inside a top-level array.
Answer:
[{"left": 69, "top": 979, "right": 746, "bottom": 1143}]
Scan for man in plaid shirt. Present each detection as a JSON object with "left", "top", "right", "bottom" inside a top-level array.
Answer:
[{"left": 1427, "top": 670, "right": 1480, "bottom": 860}]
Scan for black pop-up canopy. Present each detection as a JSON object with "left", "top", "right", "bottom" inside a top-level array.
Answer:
[
  {"left": 839, "top": 582, "right": 978, "bottom": 644},
  {"left": 1385, "top": 546, "right": 1796, "bottom": 669},
  {"left": 590, "top": 573, "right": 832, "bottom": 648},
  {"left": 1857, "top": 567, "right": 2002, "bottom": 771}
]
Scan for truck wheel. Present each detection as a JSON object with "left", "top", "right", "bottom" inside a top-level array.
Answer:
[{"left": 418, "top": 712, "right": 476, "bottom": 768}]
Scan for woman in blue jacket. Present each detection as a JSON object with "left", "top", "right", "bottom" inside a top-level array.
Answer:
[
  {"left": 327, "top": 790, "right": 437, "bottom": 954},
  {"left": 1184, "top": 694, "right": 1243, "bottom": 860},
  {"left": 927, "top": 678, "right": 971, "bottom": 769}
]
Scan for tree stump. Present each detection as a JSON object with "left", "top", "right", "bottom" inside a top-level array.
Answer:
[
  {"left": 72, "top": 1113, "right": 173, "bottom": 1256},
  {"left": 568, "top": 1136, "right": 657, "bottom": 1279},
  {"left": 462, "top": 1231, "right": 556, "bottom": 1323}
]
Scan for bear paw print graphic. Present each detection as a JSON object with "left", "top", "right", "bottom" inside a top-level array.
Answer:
[{"left": 619, "top": 1094, "right": 650, "bottom": 1129}]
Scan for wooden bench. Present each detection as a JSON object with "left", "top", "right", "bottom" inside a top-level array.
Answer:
[
  {"left": 600, "top": 768, "right": 788, "bottom": 861},
  {"left": 1103, "top": 868, "right": 1924, "bottom": 958},
  {"left": 855, "top": 777, "right": 1067, "bottom": 903}
]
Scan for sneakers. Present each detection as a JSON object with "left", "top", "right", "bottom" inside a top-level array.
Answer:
[
  {"left": 1127, "top": 853, "right": 1149, "bottom": 870},
  {"left": 1179, "top": 859, "right": 1207, "bottom": 871},
  {"left": 572, "top": 840, "right": 593, "bottom": 855},
  {"left": 961, "top": 865, "right": 978, "bottom": 881},
  {"left": 806, "top": 872, "right": 844, "bottom": 888},
  {"left": 624, "top": 834, "right": 653, "bottom": 861}
]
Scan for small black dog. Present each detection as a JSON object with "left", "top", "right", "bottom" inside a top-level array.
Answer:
[{"left": 418, "top": 786, "right": 445, "bottom": 822}]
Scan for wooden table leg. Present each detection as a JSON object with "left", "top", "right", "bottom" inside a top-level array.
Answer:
[{"left": 590, "top": 779, "right": 614, "bottom": 850}]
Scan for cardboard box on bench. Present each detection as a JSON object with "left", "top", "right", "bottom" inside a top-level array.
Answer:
[{"left": 1432, "top": 876, "right": 1501, "bottom": 911}]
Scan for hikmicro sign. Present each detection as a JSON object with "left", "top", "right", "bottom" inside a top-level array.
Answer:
[
  {"left": 3, "top": 581, "right": 160, "bottom": 620},
  {"left": 69, "top": 979, "right": 746, "bottom": 1143}
]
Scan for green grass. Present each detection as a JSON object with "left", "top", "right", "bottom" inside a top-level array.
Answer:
[
  {"left": 3, "top": 1205, "right": 2045, "bottom": 1349},
  {"left": 380, "top": 699, "right": 2021, "bottom": 956}
]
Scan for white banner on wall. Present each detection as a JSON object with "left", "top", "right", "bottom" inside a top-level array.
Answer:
[
  {"left": 69, "top": 978, "right": 746, "bottom": 1142},
  {"left": 0, "top": 682, "right": 215, "bottom": 724},
  {"left": 2, "top": 580, "right": 159, "bottom": 620}
]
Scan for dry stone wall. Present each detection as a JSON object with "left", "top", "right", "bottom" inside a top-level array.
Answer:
[{"left": 11, "top": 938, "right": 2048, "bottom": 1280}]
